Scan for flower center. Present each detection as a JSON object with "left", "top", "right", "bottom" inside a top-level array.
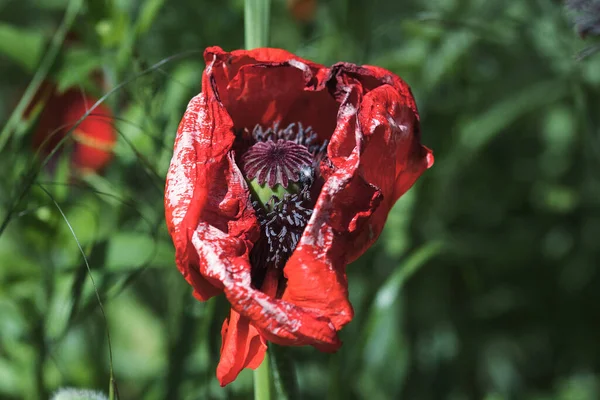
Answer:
[
  {"left": 238, "top": 123, "right": 327, "bottom": 291},
  {"left": 242, "top": 139, "right": 313, "bottom": 189}
]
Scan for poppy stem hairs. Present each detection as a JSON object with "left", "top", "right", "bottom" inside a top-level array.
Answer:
[{"left": 164, "top": 47, "right": 434, "bottom": 387}]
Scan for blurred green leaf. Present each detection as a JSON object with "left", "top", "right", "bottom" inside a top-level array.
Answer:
[
  {"left": 381, "top": 189, "right": 417, "bottom": 258},
  {"left": 53, "top": 200, "right": 101, "bottom": 269},
  {"left": 0, "top": 356, "right": 20, "bottom": 397},
  {"left": 55, "top": 48, "right": 104, "bottom": 92},
  {"left": 0, "top": 23, "right": 44, "bottom": 72},
  {"left": 374, "top": 241, "right": 444, "bottom": 311},
  {"left": 353, "top": 242, "right": 444, "bottom": 398},
  {"left": 113, "top": 104, "right": 157, "bottom": 164},
  {"left": 459, "top": 81, "right": 568, "bottom": 152},
  {"left": 105, "top": 232, "right": 173, "bottom": 271},
  {"left": 135, "top": 0, "right": 166, "bottom": 35},
  {"left": 108, "top": 292, "right": 166, "bottom": 380},
  {"left": 423, "top": 30, "right": 476, "bottom": 89}
]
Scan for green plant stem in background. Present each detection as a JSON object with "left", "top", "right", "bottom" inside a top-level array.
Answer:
[
  {"left": 245, "top": 1, "right": 272, "bottom": 398},
  {"left": 0, "top": 0, "right": 83, "bottom": 153},
  {"left": 244, "top": 0, "right": 271, "bottom": 49},
  {"left": 254, "top": 352, "right": 272, "bottom": 400}
]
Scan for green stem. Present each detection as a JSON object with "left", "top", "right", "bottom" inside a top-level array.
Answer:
[
  {"left": 0, "top": 0, "right": 83, "bottom": 153},
  {"left": 254, "top": 352, "right": 272, "bottom": 400},
  {"left": 244, "top": 0, "right": 272, "bottom": 49},
  {"left": 246, "top": 1, "right": 272, "bottom": 398}
]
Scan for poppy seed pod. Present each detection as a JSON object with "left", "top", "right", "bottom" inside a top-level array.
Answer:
[
  {"left": 164, "top": 46, "right": 433, "bottom": 386},
  {"left": 31, "top": 84, "right": 116, "bottom": 173}
]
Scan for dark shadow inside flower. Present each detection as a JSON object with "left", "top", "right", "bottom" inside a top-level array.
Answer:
[
  {"left": 212, "top": 61, "right": 339, "bottom": 144},
  {"left": 234, "top": 121, "right": 328, "bottom": 292}
]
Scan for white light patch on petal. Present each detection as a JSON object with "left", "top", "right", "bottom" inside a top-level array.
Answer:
[
  {"left": 165, "top": 94, "right": 207, "bottom": 228},
  {"left": 192, "top": 223, "right": 303, "bottom": 334},
  {"left": 337, "top": 103, "right": 357, "bottom": 123},
  {"left": 288, "top": 59, "right": 310, "bottom": 76},
  {"left": 226, "top": 152, "right": 247, "bottom": 189},
  {"left": 385, "top": 106, "right": 411, "bottom": 139},
  {"left": 193, "top": 222, "right": 252, "bottom": 290},
  {"left": 253, "top": 296, "right": 302, "bottom": 335},
  {"left": 205, "top": 53, "right": 217, "bottom": 76}
]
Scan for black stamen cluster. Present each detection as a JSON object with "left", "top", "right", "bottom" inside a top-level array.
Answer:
[
  {"left": 249, "top": 188, "right": 313, "bottom": 289},
  {"left": 243, "top": 122, "right": 329, "bottom": 290},
  {"left": 249, "top": 122, "right": 327, "bottom": 156},
  {"left": 257, "top": 190, "right": 312, "bottom": 267}
]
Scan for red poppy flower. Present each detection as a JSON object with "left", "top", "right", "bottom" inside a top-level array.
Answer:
[
  {"left": 164, "top": 46, "right": 433, "bottom": 386},
  {"left": 30, "top": 83, "right": 116, "bottom": 173}
]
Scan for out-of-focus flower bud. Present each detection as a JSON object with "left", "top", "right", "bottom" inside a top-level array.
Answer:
[
  {"left": 287, "top": 0, "right": 317, "bottom": 23},
  {"left": 30, "top": 83, "right": 116, "bottom": 173}
]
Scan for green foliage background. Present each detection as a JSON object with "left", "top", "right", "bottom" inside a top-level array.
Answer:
[{"left": 1, "top": 0, "right": 600, "bottom": 399}]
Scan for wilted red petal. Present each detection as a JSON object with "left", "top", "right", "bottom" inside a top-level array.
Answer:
[
  {"left": 280, "top": 83, "right": 362, "bottom": 330},
  {"left": 165, "top": 92, "right": 240, "bottom": 300},
  {"left": 217, "top": 308, "right": 267, "bottom": 386},
  {"left": 348, "top": 85, "right": 432, "bottom": 262},
  {"left": 282, "top": 63, "right": 433, "bottom": 323},
  {"left": 166, "top": 92, "right": 343, "bottom": 349},
  {"left": 190, "top": 195, "right": 342, "bottom": 350},
  {"left": 323, "top": 64, "right": 433, "bottom": 263},
  {"left": 165, "top": 47, "right": 433, "bottom": 385},
  {"left": 203, "top": 46, "right": 337, "bottom": 142},
  {"left": 331, "top": 63, "right": 421, "bottom": 118}
]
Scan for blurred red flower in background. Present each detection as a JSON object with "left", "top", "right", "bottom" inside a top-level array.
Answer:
[
  {"left": 164, "top": 46, "right": 433, "bottom": 386},
  {"left": 287, "top": 0, "right": 317, "bottom": 23},
  {"left": 29, "top": 83, "right": 116, "bottom": 173}
]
